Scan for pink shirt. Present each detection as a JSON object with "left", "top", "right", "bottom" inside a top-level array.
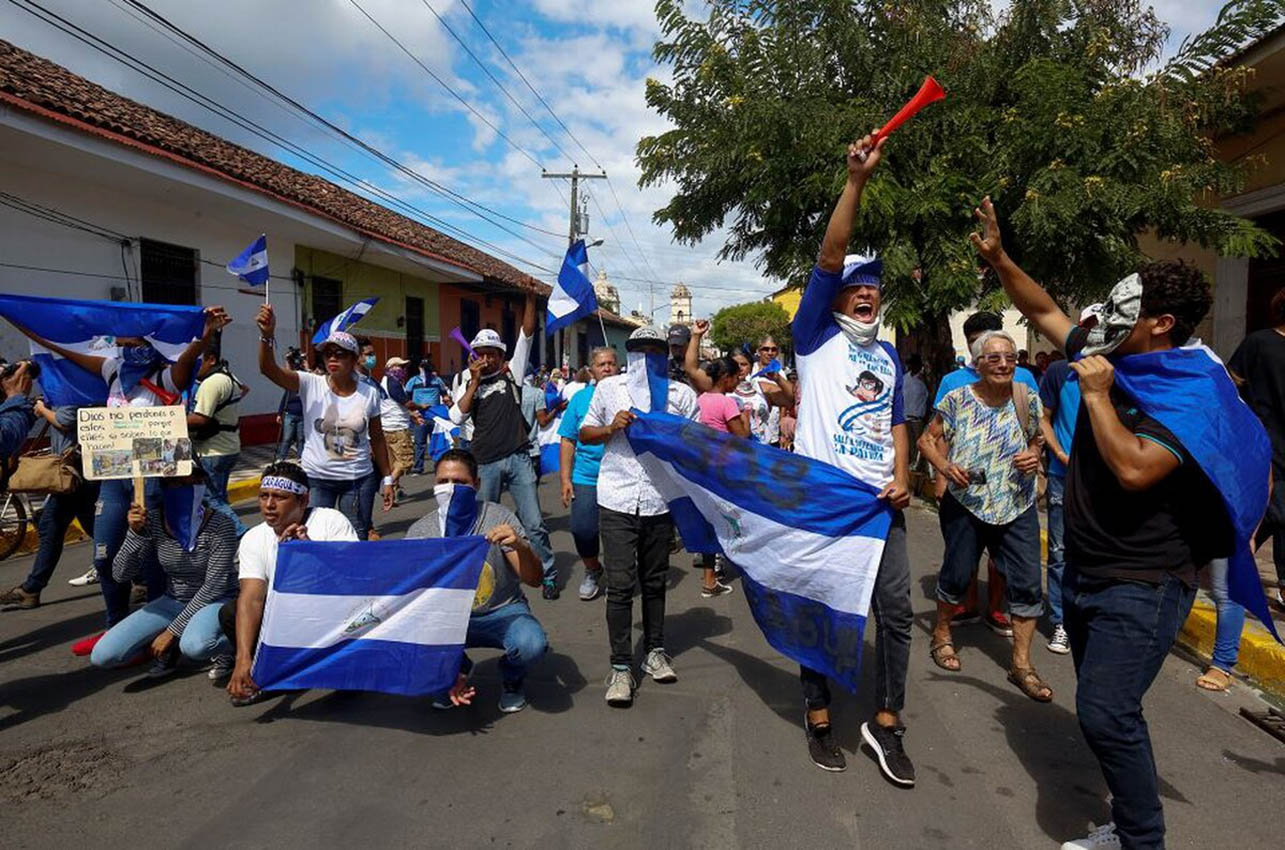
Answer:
[{"left": 697, "top": 392, "right": 742, "bottom": 433}]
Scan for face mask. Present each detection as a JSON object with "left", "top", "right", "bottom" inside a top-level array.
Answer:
[
  {"left": 363, "top": 355, "right": 377, "bottom": 370},
  {"left": 386, "top": 366, "right": 407, "bottom": 383},
  {"left": 118, "top": 344, "right": 166, "bottom": 394},
  {"left": 161, "top": 483, "right": 206, "bottom": 552},
  {"left": 434, "top": 482, "right": 478, "bottom": 537},
  {"left": 626, "top": 351, "right": 669, "bottom": 413},
  {"left": 1081, "top": 274, "right": 1143, "bottom": 357},
  {"left": 832, "top": 311, "right": 880, "bottom": 347}
]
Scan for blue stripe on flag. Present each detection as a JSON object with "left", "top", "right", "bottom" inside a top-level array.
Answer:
[
  {"left": 740, "top": 568, "right": 867, "bottom": 692},
  {"left": 546, "top": 239, "right": 598, "bottom": 336},
  {"left": 254, "top": 639, "right": 465, "bottom": 696},
  {"left": 226, "top": 234, "right": 269, "bottom": 286},
  {"left": 270, "top": 537, "right": 487, "bottom": 596},
  {"left": 539, "top": 441, "right": 561, "bottom": 476},
  {"left": 312, "top": 297, "right": 379, "bottom": 344}
]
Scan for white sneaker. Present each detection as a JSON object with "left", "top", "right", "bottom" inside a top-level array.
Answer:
[
  {"left": 68, "top": 568, "right": 98, "bottom": 587},
  {"left": 605, "top": 668, "right": 635, "bottom": 706},
  {"left": 641, "top": 648, "right": 677, "bottom": 683},
  {"left": 1061, "top": 822, "right": 1121, "bottom": 849},
  {"left": 1047, "top": 624, "right": 1071, "bottom": 655}
]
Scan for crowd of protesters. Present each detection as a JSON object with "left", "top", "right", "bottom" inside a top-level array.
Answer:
[{"left": 1, "top": 136, "right": 1283, "bottom": 850}]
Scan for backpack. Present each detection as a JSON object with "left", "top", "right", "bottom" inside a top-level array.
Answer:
[{"left": 189, "top": 368, "right": 244, "bottom": 440}]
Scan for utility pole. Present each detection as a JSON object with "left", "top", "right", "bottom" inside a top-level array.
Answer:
[{"left": 542, "top": 165, "right": 606, "bottom": 246}]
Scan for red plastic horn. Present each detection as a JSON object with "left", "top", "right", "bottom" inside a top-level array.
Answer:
[{"left": 871, "top": 75, "right": 946, "bottom": 144}]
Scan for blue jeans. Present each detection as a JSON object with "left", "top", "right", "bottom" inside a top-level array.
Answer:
[
  {"left": 412, "top": 419, "right": 432, "bottom": 473},
  {"left": 200, "top": 452, "right": 248, "bottom": 537},
  {"left": 1046, "top": 474, "right": 1066, "bottom": 626},
  {"left": 276, "top": 413, "right": 304, "bottom": 461},
  {"left": 569, "top": 483, "right": 600, "bottom": 558},
  {"left": 23, "top": 481, "right": 98, "bottom": 594},
  {"left": 1064, "top": 567, "right": 1196, "bottom": 850},
  {"left": 458, "top": 599, "right": 548, "bottom": 688},
  {"left": 1208, "top": 557, "right": 1244, "bottom": 672},
  {"left": 90, "top": 593, "right": 234, "bottom": 667},
  {"left": 93, "top": 478, "right": 164, "bottom": 628},
  {"left": 478, "top": 451, "right": 555, "bottom": 583},
  {"left": 308, "top": 471, "right": 379, "bottom": 540}
]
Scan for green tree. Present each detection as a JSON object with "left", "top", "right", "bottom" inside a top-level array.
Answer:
[
  {"left": 638, "top": 0, "right": 1283, "bottom": 370},
  {"left": 710, "top": 301, "right": 793, "bottom": 354}
]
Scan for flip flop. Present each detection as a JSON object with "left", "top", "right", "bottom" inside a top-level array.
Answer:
[
  {"left": 929, "top": 640, "right": 961, "bottom": 672},
  {"left": 1196, "top": 667, "right": 1232, "bottom": 692}
]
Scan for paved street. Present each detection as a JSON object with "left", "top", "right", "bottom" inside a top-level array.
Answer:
[{"left": 1, "top": 478, "right": 1281, "bottom": 849}]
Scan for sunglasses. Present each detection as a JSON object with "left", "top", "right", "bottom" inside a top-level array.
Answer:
[{"left": 981, "top": 353, "right": 1018, "bottom": 365}]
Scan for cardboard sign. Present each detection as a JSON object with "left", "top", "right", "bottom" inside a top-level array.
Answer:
[{"left": 77, "top": 406, "right": 193, "bottom": 480}]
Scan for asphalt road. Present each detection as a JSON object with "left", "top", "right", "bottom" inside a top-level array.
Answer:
[{"left": 1, "top": 475, "right": 1282, "bottom": 849}]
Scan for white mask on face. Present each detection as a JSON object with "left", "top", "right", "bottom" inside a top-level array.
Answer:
[{"left": 833, "top": 311, "right": 880, "bottom": 347}]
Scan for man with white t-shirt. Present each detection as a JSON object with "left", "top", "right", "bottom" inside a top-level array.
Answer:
[
  {"left": 791, "top": 132, "right": 915, "bottom": 785},
  {"left": 222, "top": 462, "right": 358, "bottom": 706}
]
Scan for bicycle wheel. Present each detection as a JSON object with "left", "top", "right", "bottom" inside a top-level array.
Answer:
[{"left": 0, "top": 491, "right": 29, "bottom": 560}]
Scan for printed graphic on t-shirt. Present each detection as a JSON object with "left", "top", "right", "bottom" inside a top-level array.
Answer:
[
  {"left": 314, "top": 400, "right": 368, "bottom": 459},
  {"left": 830, "top": 342, "right": 897, "bottom": 463}
]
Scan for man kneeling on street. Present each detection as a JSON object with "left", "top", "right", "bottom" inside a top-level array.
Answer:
[
  {"left": 223, "top": 462, "right": 358, "bottom": 706},
  {"left": 407, "top": 449, "right": 548, "bottom": 714}
]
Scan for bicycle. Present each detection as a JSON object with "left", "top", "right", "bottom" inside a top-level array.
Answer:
[{"left": 0, "top": 487, "right": 35, "bottom": 561}]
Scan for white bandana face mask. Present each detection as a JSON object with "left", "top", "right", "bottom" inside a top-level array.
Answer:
[{"left": 833, "top": 310, "right": 880, "bottom": 347}]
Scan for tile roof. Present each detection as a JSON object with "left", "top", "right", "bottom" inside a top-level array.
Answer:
[{"left": 0, "top": 38, "right": 550, "bottom": 295}]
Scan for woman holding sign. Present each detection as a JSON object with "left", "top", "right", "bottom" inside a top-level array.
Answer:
[{"left": 255, "top": 304, "right": 393, "bottom": 539}]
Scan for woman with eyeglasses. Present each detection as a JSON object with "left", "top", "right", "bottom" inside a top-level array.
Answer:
[
  {"left": 729, "top": 334, "right": 794, "bottom": 446},
  {"left": 256, "top": 304, "right": 394, "bottom": 540},
  {"left": 917, "top": 330, "right": 1052, "bottom": 703}
]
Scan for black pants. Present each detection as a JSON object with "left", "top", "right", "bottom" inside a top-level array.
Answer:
[
  {"left": 600, "top": 507, "right": 674, "bottom": 667},
  {"left": 218, "top": 598, "right": 238, "bottom": 647},
  {"left": 23, "top": 481, "right": 99, "bottom": 594}
]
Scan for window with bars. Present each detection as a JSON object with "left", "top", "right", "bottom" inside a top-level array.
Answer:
[
  {"left": 312, "top": 277, "right": 343, "bottom": 330},
  {"left": 139, "top": 238, "right": 199, "bottom": 305}
]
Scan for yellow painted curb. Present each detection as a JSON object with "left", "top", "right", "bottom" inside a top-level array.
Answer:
[
  {"left": 227, "top": 477, "right": 262, "bottom": 506},
  {"left": 1178, "top": 599, "right": 1285, "bottom": 700}
]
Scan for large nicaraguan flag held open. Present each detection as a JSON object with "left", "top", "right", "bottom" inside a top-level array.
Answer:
[
  {"left": 546, "top": 239, "right": 598, "bottom": 336},
  {"left": 252, "top": 537, "right": 488, "bottom": 696},
  {"left": 0, "top": 293, "right": 205, "bottom": 407},
  {"left": 626, "top": 411, "right": 893, "bottom": 691},
  {"left": 1112, "top": 343, "right": 1279, "bottom": 641},
  {"left": 311, "top": 297, "right": 379, "bottom": 345}
]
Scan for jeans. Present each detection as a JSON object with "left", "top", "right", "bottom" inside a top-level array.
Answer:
[
  {"left": 569, "top": 483, "right": 600, "bottom": 559},
  {"left": 600, "top": 507, "right": 673, "bottom": 667},
  {"left": 276, "top": 413, "right": 304, "bottom": 461},
  {"left": 1046, "top": 474, "right": 1066, "bottom": 626},
  {"left": 936, "top": 493, "right": 1043, "bottom": 619},
  {"left": 90, "top": 593, "right": 234, "bottom": 667},
  {"left": 23, "top": 481, "right": 99, "bottom": 594},
  {"left": 457, "top": 599, "right": 548, "bottom": 688},
  {"left": 1064, "top": 567, "right": 1196, "bottom": 850},
  {"left": 411, "top": 419, "right": 432, "bottom": 473},
  {"left": 1208, "top": 557, "right": 1244, "bottom": 672},
  {"left": 308, "top": 470, "right": 380, "bottom": 540},
  {"left": 93, "top": 478, "right": 165, "bottom": 628},
  {"left": 800, "top": 511, "right": 912, "bottom": 713},
  {"left": 200, "top": 452, "right": 248, "bottom": 537},
  {"left": 478, "top": 451, "right": 555, "bottom": 583}
]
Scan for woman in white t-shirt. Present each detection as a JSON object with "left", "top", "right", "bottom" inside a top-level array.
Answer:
[
  {"left": 2, "top": 307, "right": 229, "bottom": 654},
  {"left": 255, "top": 304, "right": 393, "bottom": 539}
]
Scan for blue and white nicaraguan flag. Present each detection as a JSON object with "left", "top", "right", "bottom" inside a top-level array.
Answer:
[
  {"left": 546, "top": 239, "right": 598, "bottom": 336},
  {"left": 538, "top": 381, "right": 564, "bottom": 475},
  {"left": 312, "top": 297, "right": 380, "bottom": 345},
  {"left": 426, "top": 404, "right": 460, "bottom": 463},
  {"left": 625, "top": 411, "right": 893, "bottom": 690},
  {"left": 0, "top": 293, "right": 206, "bottom": 407},
  {"left": 251, "top": 537, "right": 488, "bottom": 696},
  {"left": 1112, "top": 343, "right": 1279, "bottom": 641},
  {"left": 226, "top": 234, "right": 269, "bottom": 287}
]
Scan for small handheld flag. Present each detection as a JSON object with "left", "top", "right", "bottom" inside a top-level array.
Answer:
[
  {"left": 750, "top": 359, "right": 782, "bottom": 379},
  {"left": 871, "top": 76, "right": 945, "bottom": 145},
  {"left": 312, "top": 297, "right": 379, "bottom": 345},
  {"left": 227, "top": 234, "right": 269, "bottom": 297},
  {"left": 546, "top": 239, "right": 599, "bottom": 336}
]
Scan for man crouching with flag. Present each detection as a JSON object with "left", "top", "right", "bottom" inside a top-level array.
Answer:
[
  {"left": 972, "top": 198, "right": 1272, "bottom": 850},
  {"left": 790, "top": 132, "right": 915, "bottom": 784}
]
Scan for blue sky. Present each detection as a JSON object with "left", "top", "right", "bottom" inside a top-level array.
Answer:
[{"left": 4, "top": 0, "right": 1233, "bottom": 319}]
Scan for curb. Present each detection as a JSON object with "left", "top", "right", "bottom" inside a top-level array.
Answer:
[
  {"left": 1177, "top": 599, "right": 1285, "bottom": 701},
  {"left": 227, "top": 476, "right": 262, "bottom": 506}
]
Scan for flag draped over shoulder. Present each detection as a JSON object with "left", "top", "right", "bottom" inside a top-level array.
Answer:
[
  {"left": 1113, "top": 344, "right": 1278, "bottom": 641},
  {"left": 0, "top": 293, "right": 205, "bottom": 406},
  {"left": 252, "top": 537, "right": 487, "bottom": 696},
  {"left": 625, "top": 411, "right": 893, "bottom": 691},
  {"left": 546, "top": 240, "right": 598, "bottom": 335},
  {"left": 312, "top": 297, "right": 379, "bottom": 344}
]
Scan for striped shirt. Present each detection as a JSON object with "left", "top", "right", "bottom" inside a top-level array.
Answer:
[{"left": 112, "top": 509, "right": 239, "bottom": 636}]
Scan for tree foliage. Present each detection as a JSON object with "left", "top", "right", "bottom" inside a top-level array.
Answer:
[
  {"left": 638, "top": 0, "right": 1284, "bottom": 329},
  {"left": 709, "top": 300, "right": 793, "bottom": 354}
]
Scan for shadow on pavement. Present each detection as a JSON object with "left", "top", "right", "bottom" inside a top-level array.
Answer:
[
  {"left": 0, "top": 609, "right": 104, "bottom": 665},
  {"left": 0, "top": 663, "right": 139, "bottom": 732}
]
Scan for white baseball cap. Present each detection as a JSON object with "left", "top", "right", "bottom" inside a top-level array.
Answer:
[{"left": 470, "top": 328, "right": 505, "bottom": 352}]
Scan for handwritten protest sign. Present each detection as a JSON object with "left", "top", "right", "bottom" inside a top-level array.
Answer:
[{"left": 77, "top": 406, "right": 193, "bottom": 480}]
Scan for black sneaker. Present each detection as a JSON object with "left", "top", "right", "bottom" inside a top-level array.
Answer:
[
  {"left": 541, "top": 581, "right": 560, "bottom": 600},
  {"left": 860, "top": 721, "right": 915, "bottom": 786},
  {"left": 804, "top": 714, "right": 846, "bottom": 772}
]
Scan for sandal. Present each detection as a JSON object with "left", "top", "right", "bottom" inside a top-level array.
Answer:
[
  {"left": 1196, "top": 666, "right": 1232, "bottom": 692},
  {"left": 929, "top": 640, "right": 961, "bottom": 672},
  {"left": 1008, "top": 666, "right": 1053, "bottom": 702}
]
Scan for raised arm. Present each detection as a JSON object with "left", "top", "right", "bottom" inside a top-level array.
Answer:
[
  {"left": 4, "top": 319, "right": 106, "bottom": 376},
  {"left": 255, "top": 304, "right": 300, "bottom": 393},
  {"left": 819, "top": 133, "right": 885, "bottom": 272},
  {"left": 684, "top": 320, "right": 714, "bottom": 392},
  {"left": 170, "top": 307, "right": 230, "bottom": 390},
  {"left": 505, "top": 294, "right": 536, "bottom": 380},
  {"left": 970, "top": 197, "right": 1074, "bottom": 347}
]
